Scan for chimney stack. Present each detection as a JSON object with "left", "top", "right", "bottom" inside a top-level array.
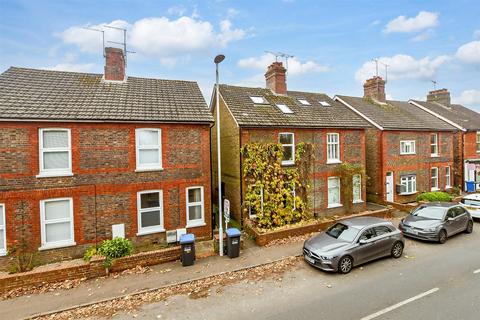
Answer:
[
  {"left": 363, "top": 76, "right": 386, "bottom": 103},
  {"left": 265, "top": 62, "right": 287, "bottom": 95},
  {"left": 427, "top": 88, "right": 450, "bottom": 106},
  {"left": 104, "top": 47, "right": 125, "bottom": 82}
]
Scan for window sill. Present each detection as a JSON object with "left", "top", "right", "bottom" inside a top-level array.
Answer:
[
  {"left": 327, "top": 203, "right": 343, "bottom": 209},
  {"left": 135, "top": 168, "right": 164, "bottom": 173},
  {"left": 39, "top": 241, "right": 76, "bottom": 251},
  {"left": 326, "top": 160, "right": 342, "bottom": 165},
  {"left": 281, "top": 161, "right": 295, "bottom": 166},
  {"left": 399, "top": 191, "right": 417, "bottom": 196},
  {"left": 430, "top": 154, "right": 439, "bottom": 158},
  {"left": 36, "top": 172, "right": 73, "bottom": 178},
  {"left": 445, "top": 186, "right": 452, "bottom": 189},
  {"left": 400, "top": 153, "right": 416, "bottom": 156},
  {"left": 186, "top": 222, "right": 207, "bottom": 228},
  {"left": 353, "top": 200, "right": 364, "bottom": 204},
  {"left": 137, "top": 228, "right": 165, "bottom": 236},
  {"left": 431, "top": 187, "right": 440, "bottom": 191}
]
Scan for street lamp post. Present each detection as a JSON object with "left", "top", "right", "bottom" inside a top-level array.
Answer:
[{"left": 214, "top": 54, "right": 225, "bottom": 256}]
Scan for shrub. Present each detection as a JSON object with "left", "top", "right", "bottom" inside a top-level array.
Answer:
[
  {"left": 416, "top": 192, "right": 453, "bottom": 203},
  {"left": 97, "top": 238, "right": 133, "bottom": 269},
  {"left": 83, "top": 246, "right": 97, "bottom": 262}
]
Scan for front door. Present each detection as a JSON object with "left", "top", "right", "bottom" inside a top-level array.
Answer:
[{"left": 386, "top": 172, "right": 394, "bottom": 202}]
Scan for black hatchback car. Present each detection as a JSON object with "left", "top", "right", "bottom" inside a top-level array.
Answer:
[{"left": 399, "top": 202, "right": 474, "bottom": 244}]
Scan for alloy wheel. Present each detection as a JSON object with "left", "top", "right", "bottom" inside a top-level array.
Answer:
[
  {"left": 438, "top": 230, "right": 447, "bottom": 244},
  {"left": 392, "top": 242, "right": 403, "bottom": 258},
  {"left": 338, "top": 256, "right": 353, "bottom": 274},
  {"left": 466, "top": 221, "right": 473, "bottom": 234}
]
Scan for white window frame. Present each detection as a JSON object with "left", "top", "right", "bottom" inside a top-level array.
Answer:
[
  {"left": 400, "top": 175, "right": 417, "bottom": 195},
  {"left": 40, "top": 198, "right": 75, "bottom": 250},
  {"left": 38, "top": 128, "right": 72, "bottom": 177},
  {"left": 327, "top": 177, "right": 342, "bottom": 208},
  {"left": 137, "top": 190, "right": 164, "bottom": 235},
  {"left": 0, "top": 204, "right": 6, "bottom": 256},
  {"left": 327, "top": 133, "right": 341, "bottom": 164},
  {"left": 430, "top": 133, "right": 439, "bottom": 157},
  {"left": 279, "top": 133, "right": 295, "bottom": 166},
  {"left": 186, "top": 186, "right": 205, "bottom": 228},
  {"left": 400, "top": 140, "right": 416, "bottom": 155},
  {"left": 352, "top": 174, "right": 363, "bottom": 203},
  {"left": 445, "top": 166, "right": 451, "bottom": 188},
  {"left": 431, "top": 167, "right": 439, "bottom": 191},
  {"left": 477, "top": 131, "right": 480, "bottom": 153},
  {"left": 135, "top": 128, "right": 162, "bottom": 171}
]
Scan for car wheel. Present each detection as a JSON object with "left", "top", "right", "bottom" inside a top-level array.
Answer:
[
  {"left": 338, "top": 256, "right": 353, "bottom": 274},
  {"left": 465, "top": 221, "right": 473, "bottom": 234},
  {"left": 391, "top": 241, "right": 404, "bottom": 258},
  {"left": 438, "top": 229, "right": 447, "bottom": 244}
]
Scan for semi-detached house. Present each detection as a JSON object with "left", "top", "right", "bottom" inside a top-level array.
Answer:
[
  {"left": 409, "top": 88, "right": 480, "bottom": 192},
  {"left": 335, "top": 77, "right": 458, "bottom": 204},
  {"left": 211, "top": 61, "right": 370, "bottom": 223},
  {"left": 0, "top": 47, "right": 213, "bottom": 270}
]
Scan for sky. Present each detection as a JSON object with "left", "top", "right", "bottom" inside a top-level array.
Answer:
[{"left": 1, "top": 0, "right": 479, "bottom": 111}]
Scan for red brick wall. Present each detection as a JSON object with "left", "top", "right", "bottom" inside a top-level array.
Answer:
[
  {"left": 239, "top": 127, "right": 367, "bottom": 219},
  {"left": 0, "top": 122, "right": 211, "bottom": 270},
  {"left": 379, "top": 130, "right": 454, "bottom": 203},
  {"left": 464, "top": 131, "right": 479, "bottom": 160}
]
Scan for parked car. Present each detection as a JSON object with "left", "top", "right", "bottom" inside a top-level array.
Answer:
[
  {"left": 303, "top": 217, "right": 404, "bottom": 274},
  {"left": 399, "top": 202, "right": 474, "bottom": 244},
  {"left": 460, "top": 194, "right": 480, "bottom": 220}
]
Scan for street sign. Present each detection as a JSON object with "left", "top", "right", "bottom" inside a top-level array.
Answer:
[{"left": 224, "top": 199, "right": 230, "bottom": 230}]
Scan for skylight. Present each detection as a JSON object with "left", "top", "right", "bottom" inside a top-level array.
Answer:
[
  {"left": 250, "top": 96, "right": 267, "bottom": 104},
  {"left": 276, "top": 103, "right": 294, "bottom": 114},
  {"left": 298, "top": 99, "right": 310, "bottom": 106},
  {"left": 319, "top": 101, "right": 331, "bottom": 107}
]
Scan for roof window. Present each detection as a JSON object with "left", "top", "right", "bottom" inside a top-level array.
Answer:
[
  {"left": 276, "top": 103, "right": 294, "bottom": 114},
  {"left": 250, "top": 96, "right": 268, "bottom": 104},
  {"left": 319, "top": 101, "right": 331, "bottom": 107},
  {"left": 298, "top": 99, "right": 311, "bottom": 106}
]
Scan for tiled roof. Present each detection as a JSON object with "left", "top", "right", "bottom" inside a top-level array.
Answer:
[
  {"left": 411, "top": 100, "right": 480, "bottom": 131},
  {"left": 336, "top": 95, "right": 457, "bottom": 131},
  {"left": 218, "top": 85, "right": 370, "bottom": 128},
  {"left": 0, "top": 67, "right": 213, "bottom": 123}
]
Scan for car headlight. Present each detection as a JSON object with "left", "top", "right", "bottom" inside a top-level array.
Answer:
[
  {"left": 425, "top": 227, "right": 438, "bottom": 232},
  {"left": 321, "top": 255, "right": 337, "bottom": 260}
]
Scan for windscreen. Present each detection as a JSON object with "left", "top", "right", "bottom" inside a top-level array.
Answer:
[{"left": 412, "top": 206, "right": 445, "bottom": 220}]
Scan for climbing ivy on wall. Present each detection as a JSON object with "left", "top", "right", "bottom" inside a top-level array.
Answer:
[
  {"left": 241, "top": 142, "right": 314, "bottom": 229},
  {"left": 335, "top": 163, "right": 366, "bottom": 213}
]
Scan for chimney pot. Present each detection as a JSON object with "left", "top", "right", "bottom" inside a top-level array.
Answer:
[
  {"left": 265, "top": 62, "right": 287, "bottom": 95},
  {"left": 427, "top": 88, "right": 451, "bottom": 106},
  {"left": 104, "top": 47, "right": 125, "bottom": 82},
  {"left": 363, "top": 76, "right": 386, "bottom": 102}
]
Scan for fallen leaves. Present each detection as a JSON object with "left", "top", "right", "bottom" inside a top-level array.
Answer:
[
  {"left": 34, "top": 256, "right": 301, "bottom": 320},
  {"left": 1, "top": 278, "right": 86, "bottom": 300},
  {"left": 265, "top": 232, "right": 317, "bottom": 247}
]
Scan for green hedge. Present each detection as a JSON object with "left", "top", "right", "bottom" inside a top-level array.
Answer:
[{"left": 416, "top": 191, "right": 453, "bottom": 202}]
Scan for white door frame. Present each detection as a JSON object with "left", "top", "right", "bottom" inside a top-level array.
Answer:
[{"left": 386, "top": 171, "right": 394, "bottom": 202}]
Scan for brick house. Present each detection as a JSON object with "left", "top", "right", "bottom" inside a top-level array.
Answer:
[
  {"left": 335, "top": 77, "right": 458, "bottom": 204},
  {"left": 0, "top": 47, "right": 213, "bottom": 269},
  {"left": 409, "top": 89, "right": 480, "bottom": 191},
  {"left": 211, "top": 62, "right": 370, "bottom": 223}
]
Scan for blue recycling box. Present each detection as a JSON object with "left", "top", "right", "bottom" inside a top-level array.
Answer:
[{"left": 466, "top": 181, "right": 476, "bottom": 192}]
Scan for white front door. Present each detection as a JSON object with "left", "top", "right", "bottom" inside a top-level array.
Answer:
[{"left": 386, "top": 172, "right": 394, "bottom": 202}]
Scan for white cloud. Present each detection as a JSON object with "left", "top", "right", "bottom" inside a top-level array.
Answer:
[
  {"left": 238, "top": 53, "right": 329, "bottom": 76},
  {"left": 453, "top": 89, "right": 480, "bottom": 107},
  {"left": 355, "top": 54, "right": 450, "bottom": 82},
  {"left": 43, "top": 63, "right": 96, "bottom": 73},
  {"left": 167, "top": 5, "right": 186, "bottom": 16},
  {"left": 59, "top": 17, "right": 246, "bottom": 65},
  {"left": 411, "top": 30, "right": 433, "bottom": 42},
  {"left": 455, "top": 41, "right": 480, "bottom": 64},
  {"left": 384, "top": 11, "right": 439, "bottom": 33}
]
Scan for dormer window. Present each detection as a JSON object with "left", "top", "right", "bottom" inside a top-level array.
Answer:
[
  {"left": 319, "top": 101, "right": 331, "bottom": 107},
  {"left": 298, "top": 99, "right": 310, "bottom": 106},
  {"left": 250, "top": 96, "right": 268, "bottom": 104},
  {"left": 276, "top": 103, "right": 293, "bottom": 114}
]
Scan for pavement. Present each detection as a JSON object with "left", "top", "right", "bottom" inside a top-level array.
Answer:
[
  {"left": 114, "top": 219, "right": 480, "bottom": 320},
  {"left": 0, "top": 230, "right": 302, "bottom": 319}
]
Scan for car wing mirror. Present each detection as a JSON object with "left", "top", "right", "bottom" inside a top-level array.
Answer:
[
  {"left": 447, "top": 217, "right": 454, "bottom": 222},
  {"left": 359, "top": 239, "right": 367, "bottom": 245}
]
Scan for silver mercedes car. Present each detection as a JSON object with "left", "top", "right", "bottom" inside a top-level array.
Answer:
[
  {"left": 399, "top": 202, "right": 474, "bottom": 243},
  {"left": 303, "top": 217, "right": 404, "bottom": 274}
]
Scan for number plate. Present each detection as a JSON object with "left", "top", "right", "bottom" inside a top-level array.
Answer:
[
  {"left": 407, "top": 228, "right": 418, "bottom": 235},
  {"left": 304, "top": 255, "right": 315, "bottom": 264}
]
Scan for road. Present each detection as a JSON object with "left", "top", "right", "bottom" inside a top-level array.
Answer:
[{"left": 114, "top": 222, "right": 480, "bottom": 320}]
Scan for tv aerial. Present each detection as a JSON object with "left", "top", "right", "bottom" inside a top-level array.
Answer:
[{"left": 265, "top": 51, "right": 294, "bottom": 76}]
